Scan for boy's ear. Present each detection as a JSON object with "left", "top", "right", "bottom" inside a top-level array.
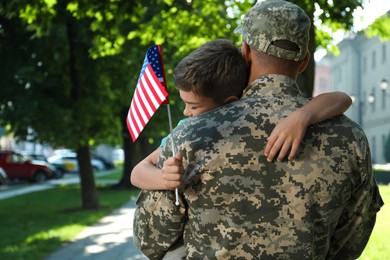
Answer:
[{"left": 223, "top": 96, "right": 239, "bottom": 104}]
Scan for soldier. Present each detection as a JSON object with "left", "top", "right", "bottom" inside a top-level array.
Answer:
[
  {"left": 132, "top": 39, "right": 351, "bottom": 259},
  {"left": 134, "top": 0, "right": 384, "bottom": 259}
]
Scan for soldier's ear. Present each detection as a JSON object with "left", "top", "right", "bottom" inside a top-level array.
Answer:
[
  {"left": 241, "top": 42, "right": 252, "bottom": 66},
  {"left": 298, "top": 51, "right": 310, "bottom": 74}
]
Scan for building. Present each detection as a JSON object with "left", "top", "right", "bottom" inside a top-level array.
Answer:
[
  {"left": 323, "top": 33, "right": 390, "bottom": 164},
  {"left": 313, "top": 57, "right": 332, "bottom": 97}
]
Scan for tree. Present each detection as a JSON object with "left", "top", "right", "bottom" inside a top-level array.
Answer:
[
  {"left": 0, "top": 1, "right": 137, "bottom": 209},
  {"left": 129, "top": 0, "right": 365, "bottom": 98},
  {"left": 366, "top": 14, "right": 390, "bottom": 41},
  {"left": 1, "top": 0, "right": 237, "bottom": 204}
]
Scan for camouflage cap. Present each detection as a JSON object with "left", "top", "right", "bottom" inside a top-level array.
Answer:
[{"left": 235, "top": 0, "right": 310, "bottom": 61}]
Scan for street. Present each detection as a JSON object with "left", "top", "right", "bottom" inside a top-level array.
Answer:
[{"left": 0, "top": 170, "right": 117, "bottom": 200}]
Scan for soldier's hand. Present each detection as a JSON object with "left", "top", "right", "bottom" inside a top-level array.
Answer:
[{"left": 162, "top": 153, "right": 183, "bottom": 190}]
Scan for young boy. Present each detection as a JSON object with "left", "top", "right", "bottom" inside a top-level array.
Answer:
[{"left": 131, "top": 39, "right": 352, "bottom": 191}]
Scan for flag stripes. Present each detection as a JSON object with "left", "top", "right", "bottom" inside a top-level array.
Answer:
[{"left": 127, "top": 57, "right": 168, "bottom": 141}]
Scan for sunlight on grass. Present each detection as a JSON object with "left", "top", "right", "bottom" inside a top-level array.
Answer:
[
  {"left": 358, "top": 184, "right": 390, "bottom": 260},
  {"left": 0, "top": 185, "right": 137, "bottom": 260},
  {"left": 25, "top": 224, "right": 85, "bottom": 244}
]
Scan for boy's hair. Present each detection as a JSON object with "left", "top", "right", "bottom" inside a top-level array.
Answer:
[{"left": 173, "top": 39, "right": 249, "bottom": 104}]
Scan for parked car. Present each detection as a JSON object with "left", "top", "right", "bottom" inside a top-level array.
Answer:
[
  {"left": 25, "top": 153, "right": 66, "bottom": 179},
  {"left": 0, "top": 166, "right": 8, "bottom": 185},
  {"left": 47, "top": 153, "right": 105, "bottom": 173},
  {"left": 0, "top": 150, "right": 56, "bottom": 182},
  {"left": 92, "top": 155, "right": 115, "bottom": 170}
]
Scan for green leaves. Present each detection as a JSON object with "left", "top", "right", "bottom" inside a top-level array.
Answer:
[
  {"left": 3, "top": 0, "right": 386, "bottom": 145},
  {"left": 366, "top": 15, "right": 390, "bottom": 41}
]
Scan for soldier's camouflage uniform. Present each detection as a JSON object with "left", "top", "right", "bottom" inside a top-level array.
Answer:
[{"left": 134, "top": 74, "right": 384, "bottom": 259}]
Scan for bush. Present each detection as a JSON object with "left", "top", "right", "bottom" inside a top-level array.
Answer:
[{"left": 373, "top": 169, "right": 390, "bottom": 184}]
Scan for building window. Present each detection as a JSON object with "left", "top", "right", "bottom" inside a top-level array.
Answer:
[
  {"left": 382, "top": 89, "right": 386, "bottom": 110},
  {"left": 372, "top": 51, "right": 376, "bottom": 69},
  {"left": 363, "top": 56, "right": 367, "bottom": 73},
  {"left": 383, "top": 44, "right": 387, "bottom": 63},
  {"left": 372, "top": 136, "right": 376, "bottom": 164},
  {"left": 363, "top": 91, "right": 367, "bottom": 115},
  {"left": 338, "top": 66, "right": 342, "bottom": 81}
]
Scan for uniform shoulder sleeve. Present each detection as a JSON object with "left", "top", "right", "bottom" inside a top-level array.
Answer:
[
  {"left": 327, "top": 139, "right": 384, "bottom": 259},
  {"left": 133, "top": 190, "right": 186, "bottom": 258}
]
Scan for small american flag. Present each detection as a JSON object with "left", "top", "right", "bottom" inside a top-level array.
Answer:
[{"left": 126, "top": 45, "right": 169, "bottom": 142}]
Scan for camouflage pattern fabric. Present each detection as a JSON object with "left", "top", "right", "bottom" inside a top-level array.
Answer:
[
  {"left": 134, "top": 74, "right": 383, "bottom": 259},
  {"left": 234, "top": 0, "right": 310, "bottom": 61},
  {"left": 133, "top": 189, "right": 186, "bottom": 259}
]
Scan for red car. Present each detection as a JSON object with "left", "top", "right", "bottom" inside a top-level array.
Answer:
[{"left": 0, "top": 150, "right": 55, "bottom": 182}]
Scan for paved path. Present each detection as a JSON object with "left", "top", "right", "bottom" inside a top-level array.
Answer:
[
  {"left": 0, "top": 171, "right": 116, "bottom": 200},
  {"left": 45, "top": 200, "right": 147, "bottom": 260},
  {"left": 0, "top": 171, "right": 148, "bottom": 259}
]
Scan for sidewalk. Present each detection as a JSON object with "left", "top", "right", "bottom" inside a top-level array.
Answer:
[
  {"left": 45, "top": 200, "right": 148, "bottom": 260},
  {"left": 0, "top": 170, "right": 117, "bottom": 200},
  {"left": 0, "top": 171, "right": 148, "bottom": 259}
]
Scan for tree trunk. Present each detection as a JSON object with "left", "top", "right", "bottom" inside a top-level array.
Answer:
[
  {"left": 115, "top": 107, "right": 135, "bottom": 189},
  {"left": 115, "top": 107, "right": 158, "bottom": 189},
  {"left": 297, "top": 8, "right": 316, "bottom": 98},
  {"left": 77, "top": 145, "right": 100, "bottom": 209},
  {"left": 119, "top": 130, "right": 135, "bottom": 189},
  {"left": 66, "top": 15, "right": 100, "bottom": 209}
]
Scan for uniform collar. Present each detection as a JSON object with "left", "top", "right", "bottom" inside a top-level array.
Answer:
[{"left": 242, "top": 74, "right": 302, "bottom": 98}]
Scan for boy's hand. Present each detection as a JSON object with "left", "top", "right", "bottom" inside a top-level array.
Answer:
[
  {"left": 162, "top": 153, "right": 183, "bottom": 190},
  {"left": 264, "top": 111, "right": 308, "bottom": 162}
]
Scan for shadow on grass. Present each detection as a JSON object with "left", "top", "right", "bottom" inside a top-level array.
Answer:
[{"left": 0, "top": 185, "right": 138, "bottom": 260}]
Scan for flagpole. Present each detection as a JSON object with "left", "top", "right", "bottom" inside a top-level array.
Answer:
[
  {"left": 127, "top": 44, "right": 179, "bottom": 205},
  {"left": 167, "top": 104, "right": 180, "bottom": 206}
]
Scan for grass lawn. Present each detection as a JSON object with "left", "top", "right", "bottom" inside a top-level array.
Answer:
[
  {"left": 0, "top": 183, "right": 138, "bottom": 260},
  {"left": 95, "top": 169, "right": 123, "bottom": 180},
  {"left": 358, "top": 184, "right": 389, "bottom": 259}
]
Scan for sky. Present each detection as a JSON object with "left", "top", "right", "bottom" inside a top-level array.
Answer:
[
  {"left": 353, "top": 0, "right": 390, "bottom": 31},
  {"left": 314, "top": 0, "right": 390, "bottom": 61}
]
